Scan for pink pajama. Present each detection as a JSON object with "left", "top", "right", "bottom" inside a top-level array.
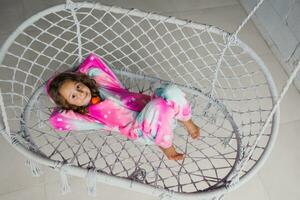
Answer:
[
  {"left": 133, "top": 85, "right": 191, "bottom": 148},
  {"left": 48, "top": 54, "right": 191, "bottom": 148}
]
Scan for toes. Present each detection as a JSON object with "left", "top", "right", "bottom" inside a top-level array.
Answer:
[
  {"left": 191, "top": 129, "right": 200, "bottom": 139},
  {"left": 173, "top": 154, "right": 184, "bottom": 160},
  {"left": 192, "top": 134, "right": 198, "bottom": 139},
  {"left": 185, "top": 122, "right": 200, "bottom": 140},
  {"left": 168, "top": 153, "right": 184, "bottom": 160}
]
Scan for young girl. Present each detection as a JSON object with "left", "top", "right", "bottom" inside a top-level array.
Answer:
[{"left": 47, "top": 54, "right": 200, "bottom": 161}]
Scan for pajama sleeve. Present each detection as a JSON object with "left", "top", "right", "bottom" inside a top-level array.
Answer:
[
  {"left": 47, "top": 53, "right": 151, "bottom": 131},
  {"left": 49, "top": 109, "right": 108, "bottom": 132},
  {"left": 78, "top": 53, "right": 124, "bottom": 90},
  {"left": 154, "top": 84, "right": 191, "bottom": 121},
  {"left": 81, "top": 54, "right": 152, "bottom": 112},
  {"left": 48, "top": 54, "right": 122, "bottom": 132}
]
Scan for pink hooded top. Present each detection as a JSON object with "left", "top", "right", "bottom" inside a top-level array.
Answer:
[{"left": 47, "top": 54, "right": 151, "bottom": 138}]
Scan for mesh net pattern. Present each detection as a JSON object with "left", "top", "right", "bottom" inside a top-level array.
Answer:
[{"left": 0, "top": 2, "right": 277, "bottom": 193}]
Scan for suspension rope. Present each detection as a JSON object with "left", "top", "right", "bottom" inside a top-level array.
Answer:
[
  {"left": 209, "top": 0, "right": 265, "bottom": 97},
  {"left": 66, "top": 0, "right": 83, "bottom": 63},
  {"left": 239, "top": 61, "right": 300, "bottom": 172},
  {"left": 227, "top": 61, "right": 300, "bottom": 189},
  {"left": 0, "top": 0, "right": 294, "bottom": 198}
]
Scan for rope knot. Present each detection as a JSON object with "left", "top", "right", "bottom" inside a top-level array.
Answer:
[
  {"left": 222, "top": 137, "right": 231, "bottom": 148},
  {"left": 158, "top": 190, "right": 174, "bottom": 200},
  {"left": 226, "top": 174, "right": 240, "bottom": 190},
  {"left": 129, "top": 167, "right": 146, "bottom": 182},
  {"left": 227, "top": 34, "right": 238, "bottom": 45},
  {"left": 65, "top": 0, "right": 79, "bottom": 11}
]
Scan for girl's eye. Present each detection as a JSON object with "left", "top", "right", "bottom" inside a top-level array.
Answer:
[
  {"left": 72, "top": 95, "right": 76, "bottom": 99},
  {"left": 77, "top": 84, "right": 80, "bottom": 89}
]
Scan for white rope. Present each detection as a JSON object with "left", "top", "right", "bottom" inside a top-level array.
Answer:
[
  {"left": 25, "top": 159, "right": 42, "bottom": 177},
  {"left": 158, "top": 189, "right": 174, "bottom": 200},
  {"left": 284, "top": 0, "right": 296, "bottom": 25},
  {"left": 209, "top": 36, "right": 235, "bottom": 97},
  {"left": 67, "top": 0, "right": 83, "bottom": 63},
  {"left": 209, "top": 0, "right": 266, "bottom": 97},
  {"left": 233, "top": 0, "right": 265, "bottom": 38},
  {"left": 212, "top": 194, "right": 225, "bottom": 200},
  {"left": 238, "top": 61, "right": 300, "bottom": 174},
  {"left": 226, "top": 61, "right": 300, "bottom": 188},
  {"left": 0, "top": 0, "right": 287, "bottom": 198},
  {"left": 60, "top": 164, "right": 71, "bottom": 194},
  {"left": 0, "top": 89, "right": 11, "bottom": 139},
  {"left": 86, "top": 168, "right": 98, "bottom": 196}
]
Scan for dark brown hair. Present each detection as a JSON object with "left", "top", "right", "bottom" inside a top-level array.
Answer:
[{"left": 48, "top": 72, "right": 100, "bottom": 114}]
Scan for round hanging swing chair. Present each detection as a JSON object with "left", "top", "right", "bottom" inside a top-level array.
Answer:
[{"left": 0, "top": 1, "right": 284, "bottom": 199}]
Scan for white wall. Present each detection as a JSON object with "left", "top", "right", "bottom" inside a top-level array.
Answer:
[{"left": 240, "top": 0, "right": 300, "bottom": 92}]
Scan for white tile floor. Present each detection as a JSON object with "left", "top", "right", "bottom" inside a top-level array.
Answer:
[{"left": 0, "top": 0, "right": 299, "bottom": 200}]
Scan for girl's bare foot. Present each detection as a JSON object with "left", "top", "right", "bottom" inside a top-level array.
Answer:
[
  {"left": 160, "top": 146, "right": 184, "bottom": 160},
  {"left": 182, "top": 119, "right": 200, "bottom": 139}
]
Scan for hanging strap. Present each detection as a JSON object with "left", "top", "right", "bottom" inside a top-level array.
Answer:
[
  {"left": 60, "top": 164, "right": 71, "bottom": 194},
  {"left": 25, "top": 159, "right": 42, "bottom": 177},
  {"left": 209, "top": 0, "right": 266, "bottom": 97},
  {"left": 66, "top": 0, "right": 83, "bottom": 63},
  {"left": 86, "top": 168, "right": 98, "bottom": 196}
]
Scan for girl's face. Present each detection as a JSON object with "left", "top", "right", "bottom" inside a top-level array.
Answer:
[{"left": 59, "top": 80, "right": 91, "bottom": 106}]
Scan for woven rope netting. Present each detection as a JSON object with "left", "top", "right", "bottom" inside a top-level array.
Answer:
[{"left": 0, "top": 1, "right": 280, "bottom": 197}]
